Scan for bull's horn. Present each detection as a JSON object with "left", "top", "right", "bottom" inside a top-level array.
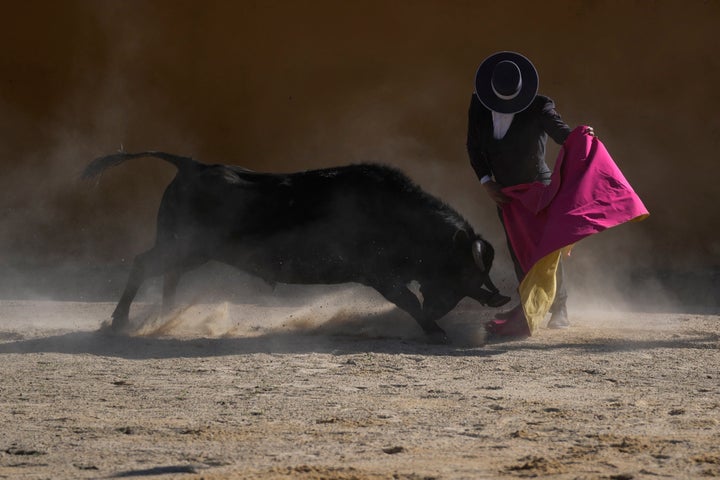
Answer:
[{"left": 472, "top": 240, "right": 485, "bottom": 271}]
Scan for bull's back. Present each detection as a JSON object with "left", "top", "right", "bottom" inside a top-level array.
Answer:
[
  {"left": 164, "top": 163, "right": 415, "bottom": 232},
  {"left": 157, "top": 162, "right": 469, "bottom": 277}
]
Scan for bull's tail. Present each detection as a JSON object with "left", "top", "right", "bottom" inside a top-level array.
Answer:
[{"left": 82, "top": 151, "right": 198, "bottom": 180}]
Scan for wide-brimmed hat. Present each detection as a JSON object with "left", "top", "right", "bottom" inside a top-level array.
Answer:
[{"left": 474, "top": 51, "right": 538, "bottom": 114}]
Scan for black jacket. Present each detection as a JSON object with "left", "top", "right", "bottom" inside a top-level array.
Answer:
[{"left": 466, "top": 94, "right": 572, "bottom": 187}]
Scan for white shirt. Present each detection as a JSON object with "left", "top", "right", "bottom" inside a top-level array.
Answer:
[
  {"left": 480, "top": 111, "right": 516, "bottom": 184},
  {"left": 492, "top": 111, "right": 515, "bottom": 140}
]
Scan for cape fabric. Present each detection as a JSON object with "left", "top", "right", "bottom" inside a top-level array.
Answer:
[{"left": 501, "top": 126, "right": 649, "bottom": 332}]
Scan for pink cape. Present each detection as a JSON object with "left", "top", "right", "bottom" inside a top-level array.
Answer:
[{"left": 500, "top": 126, "right": 649, "bottom": 331}]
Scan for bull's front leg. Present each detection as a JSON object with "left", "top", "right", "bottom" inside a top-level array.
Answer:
[
  {"left": 416, "top": 314, "right": 449, "bottom": 344},
  {"left": 374, "top": 281, "right": 448, "bottom": 343},
  {"left": 418, "top": 285, "right": 466, "bottom": 344},
  {"left": 415, "top": 297, "right": 450, "bottom": 341}
]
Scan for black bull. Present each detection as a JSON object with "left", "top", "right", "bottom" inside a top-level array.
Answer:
[{"left": 83, "top": 152, "right": 510, "bottom": 339}]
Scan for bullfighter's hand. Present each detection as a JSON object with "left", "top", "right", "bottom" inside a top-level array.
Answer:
[
  {"left": 483, "top": 180, "right": 510, "bottom": 205},
  {"left": 584, "top": 126, "right": 595, "bottom": 136}
]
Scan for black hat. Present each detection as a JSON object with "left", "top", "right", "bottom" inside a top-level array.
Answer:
[{"left": 474, "top": 51, "right": 539, "bottom": 114}]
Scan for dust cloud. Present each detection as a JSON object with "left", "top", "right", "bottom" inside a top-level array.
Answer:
[{"left": 99, "top": 282, "right": 488, "bottom": 348}]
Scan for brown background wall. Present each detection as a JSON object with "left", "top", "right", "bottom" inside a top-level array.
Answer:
[{"left": 1, "top": 0, "right": 718, "bottom": 278}]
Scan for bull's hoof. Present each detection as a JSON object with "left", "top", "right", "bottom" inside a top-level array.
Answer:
[
  {"left": 100, "top": 316, "right": 130, "bottom": 335},
  {"left": 486, "top": 292, "right": 511, "bottom": 308}
]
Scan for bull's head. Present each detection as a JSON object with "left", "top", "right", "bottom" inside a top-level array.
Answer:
[{"left": 466, "top": 236, "right": 510, "bottom": 308}]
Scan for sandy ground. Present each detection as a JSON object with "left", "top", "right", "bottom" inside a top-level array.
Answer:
[{"left": 1, "top": 288, "right": 719, "bottom": 480}]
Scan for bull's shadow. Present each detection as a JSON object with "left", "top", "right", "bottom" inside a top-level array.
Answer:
[
  {"left": 1, "top": 326, "right": 717, "bottom": 360},
  {"left": 0, "top": 330, "right": 501, "bottom": 360}
]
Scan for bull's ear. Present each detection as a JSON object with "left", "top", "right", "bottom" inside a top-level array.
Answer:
[{"left": 453, "top": 228, "right": 470, "bottom": 246}]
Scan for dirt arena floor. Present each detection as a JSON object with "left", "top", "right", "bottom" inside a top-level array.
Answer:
[{"left": 1, "top": 287, "right": 718, "bottom": 479}]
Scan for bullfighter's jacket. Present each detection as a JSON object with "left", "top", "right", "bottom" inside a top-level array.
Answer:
[{"left": 466, "top": 94, "right": 572, "bottom": 187}]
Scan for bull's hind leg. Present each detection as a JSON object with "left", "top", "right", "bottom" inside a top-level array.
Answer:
[
  {"left": 161, "top": 255, "right": 209, "bottom": 315},
  {"left": 111, "top": 247, "right": 178, "bottom": 330},
  {"left": 161, "top": 268, "right": 183, "bottom": 315}
]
